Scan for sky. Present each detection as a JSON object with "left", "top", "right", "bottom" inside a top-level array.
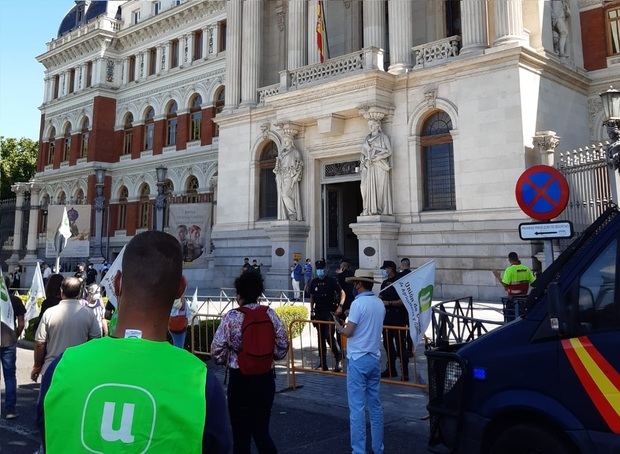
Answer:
[{"left": 0, "top": 1, "right": 69, "bottom": 140}]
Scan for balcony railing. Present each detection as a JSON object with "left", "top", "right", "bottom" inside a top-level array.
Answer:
[
  {"left": 47, "top": 16, "right": 121, "bottom": 51},
  {"left": 258, "top": 84, "right": 280, "bottom": 105},
  {"left": 412, "top": 35, "right": 461, "bottom": 69}
]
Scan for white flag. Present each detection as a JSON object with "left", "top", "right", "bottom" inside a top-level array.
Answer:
[
  {"left": 25, "top": 262, "right": 46, "bottom": 324},
  {"left": 391, "top": 260, "right": 436, "bottom": 350},
  {"left": 54, "top": 207, "right": 72, "bottom": 255},
  {"left": 0, "top": 271, "right": 14, "bottom": 332},
  {"left": 187, "top": 287, "right": 200, "bottom": 325},
  {"left": 100, "top": 245, "right": 126, "bottom": 309}
]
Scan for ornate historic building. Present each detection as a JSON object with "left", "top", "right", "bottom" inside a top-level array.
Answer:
[{"left": 7, "top": 0, "right": 620, "bottom": 299}]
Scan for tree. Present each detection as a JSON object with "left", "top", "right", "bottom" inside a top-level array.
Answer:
[{"left": 0, "top": 137, "right": 38, "bottom": 199}]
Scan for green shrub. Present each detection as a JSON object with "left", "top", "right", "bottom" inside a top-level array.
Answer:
[
  {"left": 275, "top": 306, "right": 308, "bottom": 339},
  {"left": 24, "top": 317, "right": 40, "bottom": 342},
  {"left": 190, "top": 319, "right": 222, "bottom": 355}
]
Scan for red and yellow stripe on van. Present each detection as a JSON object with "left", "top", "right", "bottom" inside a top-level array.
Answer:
[{"left": 561, "top": 336, "right": 620, "bottom": 434}]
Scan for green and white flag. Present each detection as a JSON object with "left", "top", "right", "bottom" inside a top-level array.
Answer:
[
  {"left": 0, "top": 271, "right": 14, "bottom": 333},
  {"left": 390, "top": 260, "right": 436, "bottom": 350},
  {"left": 24, "top": 262, "right": 46, "bottom": 324},
  {"left": 54, "top": 207, "right": 72, "bottom": 255}
]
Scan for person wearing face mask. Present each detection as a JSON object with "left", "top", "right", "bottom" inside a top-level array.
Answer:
[
  {"left": 378, "top": 260, "right": 409, "bottom": 381},
  {"left": 307, "top": 259, "right": 345, "bottom": 372}
]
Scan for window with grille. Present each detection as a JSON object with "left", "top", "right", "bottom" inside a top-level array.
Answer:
[
  {"left": 144, "top": 107, "right": 155, "bottom": 150},
  {"left": 118, "top": 186, "right": 128, "bottom": 230},
  {"left": 166, "top": 101, "right": 177, "bottom": 146},
  {"left": 421, "top": 111, "right": 455, "bottom": 211},
  {"left": 259, "top": 142, "right": 278, "bottom": 219},
  {"left": 139, "top": 185, "right": 150, "bottom": 228},
  {"left": 608, "top": 7, "right": 620, "bottom": 55},
  {"left": 80, "top": 118, "right": 89, "bottom": 158},
  {"left": 63, "top": 124, "right": 72, "bottom": 162},
  {"left": 123, "top": 114, "right": 133, "bottom": 155},
  {"left": 190, "top": 94, "right": 202, "bottom": 141}
]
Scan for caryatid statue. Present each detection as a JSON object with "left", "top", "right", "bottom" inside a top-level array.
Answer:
[
  {"left": 274, "top": 126, "right": 303, "bottom": 221},
  {"left": 551, "top": 0, "right": 571, "bottom": 58},
  {"left": 359, "top": 110, "right": 393, "bottom": 216}
]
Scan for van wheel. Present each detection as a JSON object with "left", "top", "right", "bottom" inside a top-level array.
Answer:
[{"left": 489, "top": 424, "right": 573, "bottom": 454}]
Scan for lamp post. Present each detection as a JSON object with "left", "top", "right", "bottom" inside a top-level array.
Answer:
[
  {"left": 600, "top": 87, "right": 620, "bottom": 205},
  {"left": 155, "top": 166, "right": 167, "bottom": 231},
  {"left": 94, "top": 167, "right": 106, "bottom": 258}
]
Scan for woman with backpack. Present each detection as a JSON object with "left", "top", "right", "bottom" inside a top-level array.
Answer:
[{"left": 211, "top": 272, "right": 289, "bottom": 454}]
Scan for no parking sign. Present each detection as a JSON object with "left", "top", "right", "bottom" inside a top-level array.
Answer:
[{"left": 515, "top": 165, "right": 570, "bottom": 221}]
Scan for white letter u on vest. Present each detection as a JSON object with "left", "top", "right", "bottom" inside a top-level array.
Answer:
[{"left": 101, "top": 402, "right": 136, "bottom": 443}]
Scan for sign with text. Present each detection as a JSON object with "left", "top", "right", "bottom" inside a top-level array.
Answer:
[
  {"left": 519, "top": 221, "right": 574, "bottom": 240},
  {"left": 45, "top": 205, "right": 91, "bottom": 258},
  {"left": 169, "top": 203, "right": 212, "bottom": 264}
]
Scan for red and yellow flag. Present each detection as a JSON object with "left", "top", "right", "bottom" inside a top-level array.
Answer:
[
  {"left": 316, "top": 0, "right": 328, "bottom": 63},
  {"left": 561, "top": 336, "right": 620, "bottom": 433}
]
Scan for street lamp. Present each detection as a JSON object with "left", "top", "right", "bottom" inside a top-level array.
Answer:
[
  {"left": 155, "top": 166, "right": 167, "bottom": 231},
  {"left": 600, "top": 86, "right": 620, "bottom": 170},
  {"left": 93, "top": 168, "right": 106, "bottom": 259}
]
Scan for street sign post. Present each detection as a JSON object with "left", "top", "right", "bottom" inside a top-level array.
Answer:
[{"left": 519, "top": 221, "right": 573, "bottom": 241}]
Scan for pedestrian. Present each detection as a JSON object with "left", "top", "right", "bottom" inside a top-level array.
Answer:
[
  {"left": 12, "top": 266, "right": 21, "bottom": 289},
  {"left": 1, "top": 275, "right": 26, "bottom": 419},
  {"left": 83, "top": 284, "right": 108, "bottom": 337},
  {"left": 302, "top": 258, "right": 313, "bottom": 295},
  {"left": 39, "top": 274, "right": 64, "bottom": 322},
  {"left": 290, "top": 258, "right": 303, "bottom": 300},
  {"left": 335, "top": 259, "right": 355, "bottom": 316},
  {"left": 42, "top": 263, "right": 52, "bottom": 285},
  {"left": 169, "top": 297, "right": 189, "bottom": 348},
  {"left": 31, "top": 277, "right": 101, "bottom": 382},
  {"left": 211, "top": 271, "right": 288, "bottom": 454},
  {"left": 333, "top": 269, "right": 385, "bottom": 454},
  {"left": 85, "top": 263, "right": 97, "bottom": 285},
  {"left": 36, "top": 231, "right": 232, "bottom": 453},
  {"left": 308, "top": 259, "right": 344, "bottom": 372},
  {"left": 74, "top": 263, "right": 86, "bottom": 282},
  {"left": 493, "top": 252, "right": 536, "bottom": 321},
  {"left": 378, "top": 260, "right": 409, "bottom": 381},
  {"left": 252, "top": 259, "right": 262, "bottom": 276}
]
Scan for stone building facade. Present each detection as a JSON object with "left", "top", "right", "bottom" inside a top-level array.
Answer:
[{"left": 7, "top": 0, "right": 620, "bottom": 299}]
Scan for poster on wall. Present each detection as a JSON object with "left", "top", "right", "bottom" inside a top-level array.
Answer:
[
  {"left": 169, "top": 203, "right": 212, "bottom": 264},
  {"left": 45, "top": 205, "right": 91, "bottom": 258}
]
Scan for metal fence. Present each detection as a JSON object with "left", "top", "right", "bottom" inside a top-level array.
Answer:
[{"left": 556, "top": 142, "right": 613, "bottom": 237}]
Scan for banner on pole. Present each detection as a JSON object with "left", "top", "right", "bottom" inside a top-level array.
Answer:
[
  {"left": 169, "top": 203, "right": 212, "bottom": 264},
  {"left": 391, "top": 260, "right": 436, "bottom": 350},
  {"left": 24, "top": 262, "right": 46, "bottom": 325},
  {"left": 45, "top": 205, "right": 91, "bottom": 258}
]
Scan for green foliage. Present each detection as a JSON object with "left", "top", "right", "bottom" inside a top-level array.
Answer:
[
  {"left": 274, "top": 305, "right": 308, "bottom": 339},
  {"left": 191, "top": 319, "right": 222, "bottom": 355},
  {"left": 24, "top": 316, "right": 39, "bottom": 342},
  {"left": 1, "top": 136, "right": 38, "bottom": 199}
]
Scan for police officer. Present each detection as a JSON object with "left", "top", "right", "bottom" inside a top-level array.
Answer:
[
  {"left": 308, "top": 259, "right": 345, "bottom": 372},
  {"left": 379, "top": 260, "right": 409, "bottom": 381}
]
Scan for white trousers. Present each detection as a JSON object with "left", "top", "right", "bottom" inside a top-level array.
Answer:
[{"left": 292, "top": 278, "right": 301, "bottom": 299}]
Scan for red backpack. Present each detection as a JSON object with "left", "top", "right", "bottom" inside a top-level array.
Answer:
[{"left": 236, "top": 306, "right": 275, "bottom": 375}]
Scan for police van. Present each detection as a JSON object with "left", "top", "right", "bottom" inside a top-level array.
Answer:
[{"left": 426, "top": 206, "right": 620, "bottom": 453}]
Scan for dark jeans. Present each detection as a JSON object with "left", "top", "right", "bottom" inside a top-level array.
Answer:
[
  {"left": 383, "top": 326, "right": 409, "bottom": 378},
  {"left": 228, "top": 369, "right": 277, "bottom": 454},
  {"left": 0, "top": 344, "right": 17, "bottom": 411},
  {"left": 315, "top": 311, "right": 341, "bottom": 368}
]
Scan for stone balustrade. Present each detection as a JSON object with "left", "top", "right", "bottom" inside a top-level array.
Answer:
[
  {"left": 47, "top": 16, "right": 121, "bottom": 51},
  {"left": 257, "top": 84, "right": 281, "bottom": 105},
  {"left": 412, "top": 36, "right": 461, "bottom": 69}
]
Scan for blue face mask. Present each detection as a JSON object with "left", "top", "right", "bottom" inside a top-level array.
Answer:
[
  {"left": 316, "top": 269, "right": 326, "bottom": 278},
  {"left": 381, "top": 269, "right": 388, "bottom": 279}
]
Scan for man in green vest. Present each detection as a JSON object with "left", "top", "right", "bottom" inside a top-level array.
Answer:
[{"left": 37, "top": 231, "right": 231, "bottom": 453}]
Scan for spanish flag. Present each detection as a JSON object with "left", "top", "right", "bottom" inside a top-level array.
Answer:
[{"left": 316, "top": 0, "right": 329, "bottom": 63}]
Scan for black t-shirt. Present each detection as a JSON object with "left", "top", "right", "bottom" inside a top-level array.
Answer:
[
  {"left": 85, "top": 268, "right": 97, "bottom": 285},
  {"left": 308, "top": 277, "right": 342, "bottom": 312},
  {"left": 1, "top": 294, "right": 26, "bottom": 347},
  {"left": 379, "top": 277, "right": 408, "bottom": 325},
  {"left": 336, "top": 269, "right": 355, "bottom": 311}
]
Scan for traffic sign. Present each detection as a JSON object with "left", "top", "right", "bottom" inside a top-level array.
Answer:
[
  {"left": 519, "top": 221, "right": 574, "bottom": 240},
  {"left": 515, "top": 165, "right": 570, "bottom": 221}
]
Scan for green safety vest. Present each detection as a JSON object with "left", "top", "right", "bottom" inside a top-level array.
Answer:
[{"left": 44, "top": 336, "right": 207, "bottom": 453}]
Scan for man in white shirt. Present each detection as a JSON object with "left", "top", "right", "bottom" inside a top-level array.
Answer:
[
  {"left": 334, "top": 270, "right": 385, "bottom": 454},
  {"left": 42, "top": 263, "right": 52, "bottom": 285},
  {"left": 31, "top": 277, "right": 101, "bottom": 381}
]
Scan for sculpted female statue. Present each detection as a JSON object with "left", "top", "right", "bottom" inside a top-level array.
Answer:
[
  {"left": 274, "top": 136, "right": 303, "bottom": 221},
  {"left": 360, "top": 119, "right": 393, "bottom": 216}
]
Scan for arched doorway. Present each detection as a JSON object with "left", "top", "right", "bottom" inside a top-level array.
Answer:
[{"left": 258, "top": 141, "right": 278, "bottom": 220}]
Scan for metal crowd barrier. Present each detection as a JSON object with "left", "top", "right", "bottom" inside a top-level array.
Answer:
[
  {"left": 190, "top": 313, "right": 223, "bottom": 359},
  {"left": 287, "top": 319, "right": 427, "bottom": 390}
]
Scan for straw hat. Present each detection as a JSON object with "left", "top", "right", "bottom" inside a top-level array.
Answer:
[{"left": 345, "top": 269, "right": 380, "bottom": 284}]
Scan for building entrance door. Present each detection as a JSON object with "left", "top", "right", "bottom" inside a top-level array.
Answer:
[{"left": 322, "top": 181, "right": 362, "bottom": 268}]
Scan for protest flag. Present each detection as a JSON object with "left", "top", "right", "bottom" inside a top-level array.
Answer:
[{"left": 24, "top": 262, "right": 46, "bottom": 325}]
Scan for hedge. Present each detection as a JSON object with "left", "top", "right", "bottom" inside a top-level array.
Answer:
[{"left": 274, "top": 305, "right": 308, "bottom": 339}]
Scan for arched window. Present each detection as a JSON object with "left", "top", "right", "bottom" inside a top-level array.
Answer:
[
  {"left": 139, "top": 184, "right": 151, "bottom": 229},
  {"left": 258, "top": 141, "right": 278, "bottom": 219},
  {"left": 75, "top": 189, "right": 84, "bottom": 205},
  {"left": 213, "top": 87, "right": 225, "bottom": 137},
  {"left": 189, "top": 94, "right": 202, "bottom": 142},
  {"left": 117, "top": 186, "right": 128, "bottom": 230},
  {"left": 123, "top": 113, "right": 134, "bottom": 155},
  {"left": 80, "top": 118, "right": 89, "bottom": 159},
  {"left": 58, "top": 191, "right": 66, "bottom": 206},
  {"left": 63, "top": 123, "right": 72, "bottom": 162},
  {"left": 166, "top": 101, "right": 177, "bottom": 146},
  {"left": 47, "top": 127, "right": 56, "bottom": 165},
  {"left": 186, "top": 175, "right": 199, "bottom": 203},
  {"left": 144, "top": 107, "right": 155, "bottom": 151},
  {"left": 421, "top": 111, "right": 455, "bottom": 211}
]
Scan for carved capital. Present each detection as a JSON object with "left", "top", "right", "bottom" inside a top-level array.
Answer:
[
  {"left": 532, "top": 131, "right": 561, "bottom": 155},
  {"left": 275, "top": 121, "right": 302, "bottom": 139},
  {"left": 359, "top": 105, "right": 388, "bottom": 122}
]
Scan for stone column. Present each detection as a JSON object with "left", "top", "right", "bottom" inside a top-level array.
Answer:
[
  {"left": 493, "top": 0, "right": 528, "bottom": 47},
  {"left": 138, "top": 53, "right": 146, "bottom": 80},
  {"left": 155, "top": 45, "right": 164, "bottom": 74},
  {"left": 212, "top": 22, "right": 220, "bottom": 55},
  {"left": 266, "top": 221, "right": 310, "bottom": 291},
  {"left": 363, "top": 0, "right": 387, "bottom": 50},
  {"left": 8, "top": 184, "right": 27, "bottom": 264},
  {"left": 461, "top": 0, "right": 488, "bottom": 54},
  {"left": 307, "top": 0, "right": 320, "bottom": 64},
  {"left": 225, "top": 0, "right": 242, "bottom": 109},
  {"left": 350, "top": 216, "right": 400, "bottom": 281},
  {"left": 240, "top": 0, "right": 263, "bottom": 107},
  {"left": 73, "top": 68, "right": 80, "bottom": 92},
  {"left": 387, "top": 0, "right": 413, "bottom": 74},
  {"left": 288, "top": 0, "right": 307, "bottom": 70},
  {"left": 122, "top": 58, "right": 130, "bottom": 84},
  {"left": 185, "top": 33, "right": 194, "bottom": 65},
  {"left": 43, "top": 77, "right": 51, "bottom": 103},
  {"left": 24, "top": 183, "right": 41, "bottom": 260}
]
